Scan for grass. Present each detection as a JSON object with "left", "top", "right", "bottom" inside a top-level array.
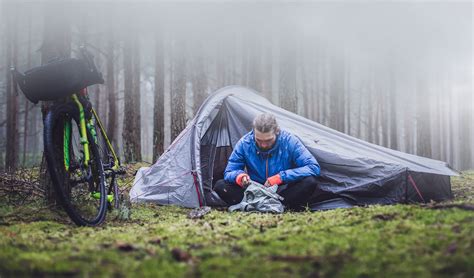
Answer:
[{"left": 0, "top": 166, "right": 473, "bottom": 277}]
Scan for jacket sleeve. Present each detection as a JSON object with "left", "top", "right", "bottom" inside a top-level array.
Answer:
[
  {"left": 279, "top": 136, "right": 320, "bottom": 184},
  {"left": 224, "top": 139, "right": 246, "bottom": 184}
]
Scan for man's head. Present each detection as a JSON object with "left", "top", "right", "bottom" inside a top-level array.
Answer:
[{"left": 253, "top": 113, "right": 280, "bottom": 151}]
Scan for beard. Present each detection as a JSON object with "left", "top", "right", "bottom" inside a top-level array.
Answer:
[{"left": 257, "top": 144, "right": 272, "bottom": 151}]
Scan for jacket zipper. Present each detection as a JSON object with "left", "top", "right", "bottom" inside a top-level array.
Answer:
[{"left": 265, "top": 157, "right": 269, "bottom": 179}]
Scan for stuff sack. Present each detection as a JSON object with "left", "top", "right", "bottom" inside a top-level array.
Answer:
[
  {"left": 229, "top": 181, "right": 285, "bottom": 213},
  {"left": 13, "top": 58, "right": 104, "bottom": 104}
]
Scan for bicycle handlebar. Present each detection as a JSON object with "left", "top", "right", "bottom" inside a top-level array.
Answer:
[{"left": 79, "top": 46, "right": 103, "bottom": 82}]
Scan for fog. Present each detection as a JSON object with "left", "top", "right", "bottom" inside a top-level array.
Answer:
[{"left": 0, "top": 1, "right": 472, "bottom": 170}]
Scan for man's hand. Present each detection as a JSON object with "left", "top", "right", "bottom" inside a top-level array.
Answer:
[
  {"left": 236, "top": 173, "right": 251, "bottom": 188},
  {"left": 242, "top": 175, "right": 251, "bottom": 186},
  {"left": 264, "top": 174, "right": 282, "bottom": 187}
]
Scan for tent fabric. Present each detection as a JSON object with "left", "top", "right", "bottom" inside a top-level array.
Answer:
[{"left": 130, "top": 86, "right": 456, "bottom": 209}]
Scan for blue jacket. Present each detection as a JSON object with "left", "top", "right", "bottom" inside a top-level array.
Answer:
[{"left": 224, "top": 130, "right": 320, "bottom": 185}]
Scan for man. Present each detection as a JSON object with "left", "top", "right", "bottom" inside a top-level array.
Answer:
[{"left": 214, "top": 113, "right": 320, "bottom": 210}]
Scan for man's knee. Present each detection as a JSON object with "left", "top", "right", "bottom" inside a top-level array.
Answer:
[
  {"left": 214, "top": 179, "right": 227, "bottom": 193},
  {"left": 297, "top": 176, "right": 318, "bottom": 191},
  {"left": 214, "top": 179, "right": 244, "bottom": 206}
]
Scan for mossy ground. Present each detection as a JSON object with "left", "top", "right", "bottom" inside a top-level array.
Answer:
[{"left": 0, "top": 166, "right": 473, "bottom": 277}]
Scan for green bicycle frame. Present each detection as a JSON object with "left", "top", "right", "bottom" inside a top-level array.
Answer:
[
  {"left": 63, "top": 94, "right": 120, "bottom": 172},
  {"left": 63, "top": 93, "right": 120, "bottom": 204},
  {"left": 63, "top": 121, "right": 72, "bottom": 171},
  {"left": 63, "top": 95, "right": 90, "bottom": 171},
  {"left": 91, "top": 108, "right": 120, "bottom": 171}
]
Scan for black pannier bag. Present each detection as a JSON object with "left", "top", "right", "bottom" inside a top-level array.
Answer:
[{"left": 12, "top": 58, "right": 104, "bottom": 104}]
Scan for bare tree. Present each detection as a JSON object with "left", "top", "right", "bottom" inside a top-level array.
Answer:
[
  {"left": 39, "top": 5, "right": 71, "bottom": 202},
  {"left": 170, "top": 39, "right": 187, "bottom": 141},
  {"left": 22, "top": 15, "right": 33, "bottom": 166},
  {"left": 381, "top": 86, "right": 389, "bottom": 148},
  {"left": 261, "top": 31, "right": 273, "bottom": 102},
  {"left": 106, "top": 30, "right": 117, "bottom": 146},
  {"left": 192, "top": 42, "right": 208, "bottom": 113},
  {"left": 132, "top": 37, "right": 142, "bottom": 161},
  {"left": 248, "top": 31, "right": 263, "bottom": 92},
  {"left": 459, "top": 86, "right": 472, "bottom": 170},
  {"left": 122, "top": 34, "right": 141, "bottom": 163},
  {"left": 367, "top": 83, "right": 374, "bottom": 144},
  {"left": 5, "top": 8, "right": 19, "bottom": 172},
  {"left": 416, "top": 79, "right": 432, "bottom": 158},
  {"left": 153, "top": 30, "right": 165, "bottom": 161},
  {"left": 215, "top": 40, "right": 226, "bottom": 89},
  {"left": 279, "top": 37, "right": 297, "bottom": 113},
  {"left": 328, "top": 55, "right": 346, "bottom": 132},
  {"left": 389, "top": 68, "right": 398, "bottom": 150}
]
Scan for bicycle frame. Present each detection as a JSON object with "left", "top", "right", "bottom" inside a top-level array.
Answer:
[
  {"left": 90, "top": 108, "right": 120, "bottom": 171},
  {"left": 63, "top": 91, "right": 119, "bottom": 172}
]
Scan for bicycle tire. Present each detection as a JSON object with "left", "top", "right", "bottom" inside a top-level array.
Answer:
[{"left": 44, "top": 102, "right": 107, "bottom": 226}]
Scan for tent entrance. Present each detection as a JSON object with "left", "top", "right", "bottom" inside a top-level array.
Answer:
[{"left": 199, "top": 104, "right": 233, "bottom": 206}]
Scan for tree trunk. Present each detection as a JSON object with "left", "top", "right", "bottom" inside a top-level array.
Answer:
[
  {"left": 279, "top": 38, "right": 297, "bottom": 113},
  {"left": 374, "top": 91, "right": 381, "bottom": 145},
  {"left": 447, "top": 83, "right": 455, "bottom": 166},
  {"left": 367, "top": 84, "right": 374, "bottom": 143},
  {"left": 345, "top": 57, "right": 351, "bottom": 135},
  {"left": 132, "top": 37, "right": 142, "bottom": 161},
  {"left": 404, "top": 96, "right": 413, "bottom": 154},
  {"left": 262, "top": 32, "right": 273, "bottom": 102},
  {"left": 329, "top": 55, "right": 345, "bottom": 132},
  {"left": 216, "top": 40, "right": 225, "bottom": 89},
  {"left": 241, "top": 34, "right": 249, "bottom": 86},
  {"left": 5, "top": 9, "right": 19, "bottom": 172},
  {"left": 106, "top": 32, "right": 117, "bottom": 146},
  {"left": 192, "top": 43, "right": 208, "bottom": 114},
  {"left": 416, "top": 79, "right": 432, "bottom": 158},
  {"left": 22, "top": 16, "right": 32, "bottom": 166},
  {"left": 389, "top": 69, "right": 398, "bottom": 150},
  {"left": 459, "top": 86, "right": 472, "bottom": 170},
  {"left": 248, "top": 32, "right": 262, "bottom": 92},
  {"left": 170, "top": 40, "right": 187, "bottom": 141},
  {"left": 381, "top": 88, "right": 389, "bottom": 148},
  {"left": 356, "top": 86, "right": 363, "bottom": 139},
  {"left": 39, "top": 5, "right": 71, "bottom": 202},
  {"left": 153, "top": 31, "right": 165, "bottom": 161},
  {"left": 122, "top": 36, "right": 141, "bottom": 163}
]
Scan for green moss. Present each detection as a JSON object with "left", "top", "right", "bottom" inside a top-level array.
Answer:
[{"left": 0, "top": 169, "right": 473, "bottom": 277}]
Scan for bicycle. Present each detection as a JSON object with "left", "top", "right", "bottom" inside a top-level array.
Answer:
[{"left": 11, "top": 46, "right": 124, "bottom": 226}]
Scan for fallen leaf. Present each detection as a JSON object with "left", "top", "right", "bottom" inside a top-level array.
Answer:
[
  {"left": 171, "top": 248, "right": 192, "bottom": 262},
  {"left": 116, "top": 242, "right": 136, "bottom": 252},
  {"left": 372, "top": 213, "right": 396, "bottom": 221},
  {"left": 445, "top": 242, "right": 457, "bottom": 255},
  {"left": 148, "top": 238, "right": 162, "bottom": 245}
]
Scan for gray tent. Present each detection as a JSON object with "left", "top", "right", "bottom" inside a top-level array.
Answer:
[{"left": 130, "top": 86, "right": 456, "bottom": 209}]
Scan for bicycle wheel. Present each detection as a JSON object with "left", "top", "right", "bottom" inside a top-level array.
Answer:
[{"left": 44, "top": 102, "right": 107, "bottom": 226}]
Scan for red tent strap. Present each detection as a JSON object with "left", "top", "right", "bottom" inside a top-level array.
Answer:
[
  {"left": 408, "top": 174, "right": 425, "bottom": 203},
  {"left": 191, "top": 171, "right": 203, "bottom": 207}
]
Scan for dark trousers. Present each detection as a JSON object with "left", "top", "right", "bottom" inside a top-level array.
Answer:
[{"left": 214, "top": 176, "right": 318, "bottom": 211}]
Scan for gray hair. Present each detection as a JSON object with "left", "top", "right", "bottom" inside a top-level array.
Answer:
[{"left": 252, "top": 113, "right": 280, "bottom": 134}]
